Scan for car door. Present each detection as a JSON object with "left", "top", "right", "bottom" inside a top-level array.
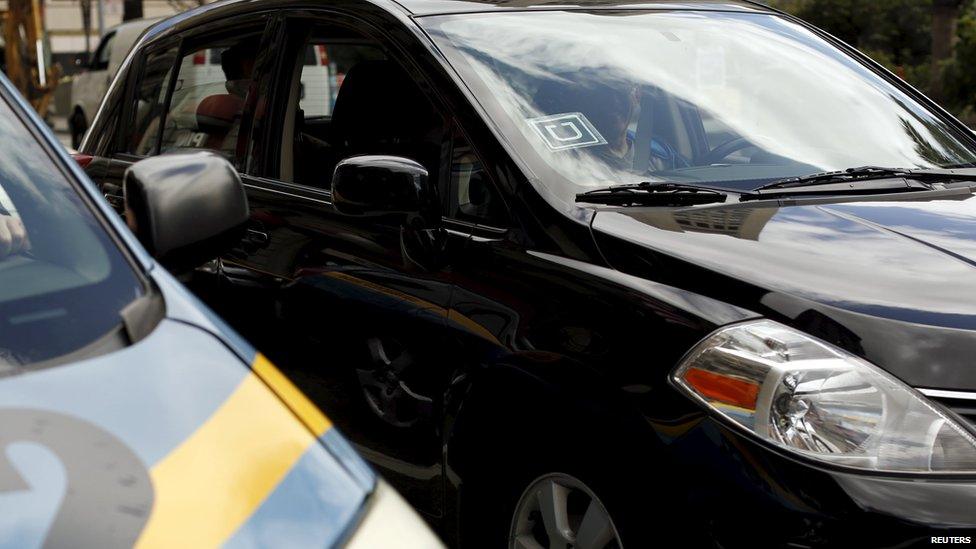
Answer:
[{"left": 213, "top": 12, "right": 473, "bottom": 516}]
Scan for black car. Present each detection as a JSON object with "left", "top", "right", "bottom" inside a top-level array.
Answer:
[{"left": 79, "top": 0, "right": 976, "bottom": 547}]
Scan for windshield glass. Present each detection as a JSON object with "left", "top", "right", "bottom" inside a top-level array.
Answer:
[
  {"left": 0, "top": 97, "right": 143, "bottom": 370},
  {"left": 423, "top": 10, "right": 976, "bottom": 198}
]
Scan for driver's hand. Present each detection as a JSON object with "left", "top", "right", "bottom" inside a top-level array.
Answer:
[{"left": 0, "top": 215, "right": 29, "bottom": 258}]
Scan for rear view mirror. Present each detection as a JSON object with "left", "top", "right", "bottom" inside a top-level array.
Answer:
[{"left": 124, "top": 152, "right": 248, "bottom": 270}]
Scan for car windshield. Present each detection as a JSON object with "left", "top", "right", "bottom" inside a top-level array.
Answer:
[
  {"left": 423, "top": 10, "right": 976, "bottom": 200},
  {"left": 0, "top": 97, "right": 143, "bottom": 370}
]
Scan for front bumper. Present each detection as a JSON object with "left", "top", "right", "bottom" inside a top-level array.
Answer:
[{"left": 671, "top": 417, "right": 976, "bottom": 548}]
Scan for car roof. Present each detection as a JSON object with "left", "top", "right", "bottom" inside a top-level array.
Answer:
[
  {"left": 390, "top": 0, "right": 774, "bottom": 16},
  {"left": 141, "top": 0, "right": 776, "bottom": 40}
]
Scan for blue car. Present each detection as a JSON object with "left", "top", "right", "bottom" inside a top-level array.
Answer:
[{"left": 0, "top": 73, "right": 441, "bottom": 548}]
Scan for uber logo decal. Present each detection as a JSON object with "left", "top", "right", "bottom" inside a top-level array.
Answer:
[{"left": 527, "top": 112, "right": 607, "bottom": 151}]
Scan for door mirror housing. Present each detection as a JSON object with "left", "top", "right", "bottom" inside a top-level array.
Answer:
[
  {"left": 331, "top": 155, "right": 438, "bottom": 224},
  {"left": 124, "top": 152, "right": 249, "bottom": 271}
]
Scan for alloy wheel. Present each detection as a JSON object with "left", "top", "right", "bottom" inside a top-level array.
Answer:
[
  {"left": 509, "top": 472, "right": 622, "bottom": 549},
  {"left": 357, "top": 337, "right": 432, "bottom": 428}
]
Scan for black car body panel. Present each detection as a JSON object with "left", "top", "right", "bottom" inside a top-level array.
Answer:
[
  {"left": 78, "top": 0, "right": 976, "bottom": 546},
  {"left": 591, "top": 195, "right": 976, "bottom": 391}
]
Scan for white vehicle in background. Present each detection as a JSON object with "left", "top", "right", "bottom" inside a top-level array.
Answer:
[
  {"left": 300, "top": 44, "right": 334, "bottom": 117},
  {"left": 69, "top": 18, "right": 159, "bottom": 148}
]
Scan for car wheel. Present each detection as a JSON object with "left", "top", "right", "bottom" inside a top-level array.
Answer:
[
  {"left": 69, "top": 110, "right": 87, "bottom": 149},
  {"left": 509, "top": 472, "right": 623, "bottom": 549}
]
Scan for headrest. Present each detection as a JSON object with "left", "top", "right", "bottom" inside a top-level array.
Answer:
[
  {"left": 196, "top": 94, "right": 244, "bottom": 132},
  {"left": 330, "top": 60, "right": 437, "bottom": 146}
]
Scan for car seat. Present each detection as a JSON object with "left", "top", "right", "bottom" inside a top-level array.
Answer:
[{"left": 195, "top": 93, "right": 245, "bottom": 155}]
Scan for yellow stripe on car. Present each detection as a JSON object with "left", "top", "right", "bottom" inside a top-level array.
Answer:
[
  {"left": 135, "top": 354, "right": 331, "bottom": 548},
  {"left": 252, "top": 353, "right": 332, "bottom": 435}
]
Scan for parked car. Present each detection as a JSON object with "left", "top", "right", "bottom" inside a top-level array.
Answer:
[
  {"left": 78, "top": 0, "right": 976, "bottom": 547},
  {"left": 69, "top": 18, "right": 159, "bottom": 148},
  {"left": 0, "top": 70, "right": 440, "bottom": 547}
]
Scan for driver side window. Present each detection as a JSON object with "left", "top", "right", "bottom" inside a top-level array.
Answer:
[{"left": 280, "top": 24, "right": 446, "bottom": 193}]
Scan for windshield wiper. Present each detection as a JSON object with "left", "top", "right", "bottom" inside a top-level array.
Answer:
[
  {"left": 739, "top": 166, "right": 976, "bottom": 201},
  {"left": 576, "top": 182, "right": 727, "bottom": 206},
  {"left": 755, "top": 166, "right": 976, "bottom": 191}
]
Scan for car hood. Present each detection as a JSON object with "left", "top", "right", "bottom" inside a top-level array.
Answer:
[
  {"left": 0, "top": 307, "right": 372, "bottom": 547},
  {"left": 591, "top": 192, "right": 976, "bottom": 390}
]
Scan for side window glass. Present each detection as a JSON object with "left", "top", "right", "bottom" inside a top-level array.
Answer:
[
  {"left": 157, "top": 34, "right": 263, "bottom": 164},
  {"left": 290, "top": 36, "right": 389, "bottom": 186},
  {"left": 449, "top": 129, "right": 507, "bottom": 225},
  {"left": 126, "top": 46, "right": 178, "bottom": 156},
  {"left": 298, "top": 43, "right": 385, "bottom": 118}
]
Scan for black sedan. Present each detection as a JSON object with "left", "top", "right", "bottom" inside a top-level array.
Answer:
[{"left": 78, "top": 0, "right": 976, "bottom": 547}]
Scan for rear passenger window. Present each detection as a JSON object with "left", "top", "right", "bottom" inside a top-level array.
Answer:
[
  {"left": 124, "top": 21, "right": 268, "bottom": 167},
  {"left": 157, "top": 33, "right": 264, "bottom": 163}
]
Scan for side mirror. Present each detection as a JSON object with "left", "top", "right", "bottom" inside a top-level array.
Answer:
[
  {"left": 331, "top": 155, "right": 437, "bottom": 224},
  {"left": 124, "top": 152, "right": 249, "bottom": 271}
]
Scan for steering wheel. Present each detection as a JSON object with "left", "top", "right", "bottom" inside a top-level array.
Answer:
[{"left": 701, "top": 137, "right": 754, "bottom": 165}]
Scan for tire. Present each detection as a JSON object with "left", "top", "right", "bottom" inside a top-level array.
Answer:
[{"left": 69, "top": 109, "right": 87, "bottom": 149}]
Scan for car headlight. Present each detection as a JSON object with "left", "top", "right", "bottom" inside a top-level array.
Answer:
[{"left": 671, "top": 320, "right": 976, "bottom": 473}]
